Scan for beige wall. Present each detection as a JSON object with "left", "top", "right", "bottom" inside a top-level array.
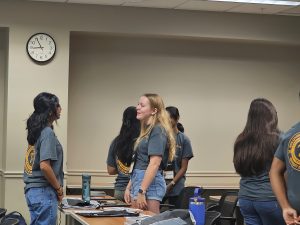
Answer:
[
  {"left": 0, "top": 0, "right": 299, "bottom": 221},
  {"left": 0, "top": 28, "right": 8, "bottom": 207},
  {"left": 68, "top": 33, "right": 300, "bottom": 185},
  {"left": 0, "top": 30, "right": 5, "bottom": 171}
]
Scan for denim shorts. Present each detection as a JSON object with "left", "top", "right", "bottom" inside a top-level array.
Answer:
[
  {"left": 130, "top": 169, "right": 166, "bottom": 201},
  {"left": 25, "top": 186, "right": 58, "bottom": 225}
]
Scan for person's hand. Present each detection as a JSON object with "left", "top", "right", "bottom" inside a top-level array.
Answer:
[
  {"left": 166, "top": 183, "right": 173, "bottom": 193},
  {"left": 56, "top": 186, "right": 64, "bottom": 203},
  {"left": 136, "top": 193, "right": 147, "bottom": 210},
  {"left": 295, "top": 216, "right": 300, "bottom": 225},
  {"left": 57, "top": 193, "right": 64, "bottom": 202},
  {"left": 283, "top": 207, "right": 299, "bottom": 225},
  {"left": 124, "top": 188, "right": 131, "bottom": 204}
]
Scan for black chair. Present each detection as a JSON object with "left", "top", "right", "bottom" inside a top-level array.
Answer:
[
  {"left": 176, "top": 186, "right": 202, "bottom": 209},
  {"left": 0, "top": 218, "right": 19, "bottom": 225},
  {"left": 206, "top": 191, "right": 238, "bottom": 225},
  {"left": 205, "top": 211, "right": 221, "bottom": 225},
  {"left": 0, "top": 208, "right": 6, "bottom": 219}
]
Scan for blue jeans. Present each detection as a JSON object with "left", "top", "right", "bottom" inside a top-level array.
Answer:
[
  {"left": 25, "top": 186, "right": 58, "bottom": 225},
  {"left": 239, "top": 198, "right": 285, "bottom": 225}
]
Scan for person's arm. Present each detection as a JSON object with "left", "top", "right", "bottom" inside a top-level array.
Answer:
[
  {"left": 137, "top": 155, "right": 162, "bottom": 209},
  {"left": 107, "top": 165, "right": 118, "bottom": 175},
  {"left": 124, "top": 180, "right": 132, "bottom": 204},
  {"left": 270, "top": 157, "right": 298, "bottom": 224},
  {"left": 106, "top": 139, "right": 118, "bottom": 175},
  {"left": 168, "top": 135, "right": 193, "bottom": 192},
  {"left": 40, "top": 160, "right": 63, "bottom": 202},
  {"left": 167, "top": 158, "right": 189, "bottom": 192}
]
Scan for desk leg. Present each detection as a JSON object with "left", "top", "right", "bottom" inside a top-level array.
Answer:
[
  {"left": 66, "top": 214, "right": 72, "bottom": 225},
  {"left": 65, "top": 214, "right": 82, "bottom": 225}
]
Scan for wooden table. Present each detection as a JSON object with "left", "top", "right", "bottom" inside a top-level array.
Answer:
[
  {"left": 62, "top": 195, "right": 154, "bottom": 225},
  {"left": 66, "top": 210, "right": 153, "bottom": 225}
]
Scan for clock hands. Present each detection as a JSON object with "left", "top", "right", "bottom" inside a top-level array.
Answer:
[{"left": 35, "top": 37, "right": 44, "bottom": 50}]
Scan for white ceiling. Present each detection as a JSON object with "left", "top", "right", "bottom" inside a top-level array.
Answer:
[{"left": 30, "top": 0, "right": 300, "bottom": 16}]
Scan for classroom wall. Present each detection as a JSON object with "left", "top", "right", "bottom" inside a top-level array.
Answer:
[
  {"left": 0, "top": 0, "right": 299, "bottom": 220},
  {"left": 67, "top": 33, "right": 300, "bottom": 187},
  {"left": 0, "top": 30, "right": 5, "bottom": 173},
  {"left": 0, "top": 28, "right": 8, "bottom": 207}
]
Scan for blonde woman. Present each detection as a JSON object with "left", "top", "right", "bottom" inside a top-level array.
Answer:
[{"left": 124, "top": 93, "right": 176, "bottom": 213}]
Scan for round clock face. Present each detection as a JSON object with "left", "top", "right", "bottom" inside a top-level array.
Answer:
[{"left": 26, "top": 33, "right": 56, "bottom": 63}]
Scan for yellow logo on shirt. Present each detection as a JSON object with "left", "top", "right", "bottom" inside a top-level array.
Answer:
[
  {"left": 116, "top": 157, "right": 130, "bottom": 175},
  {"left": 288, "top": 132, "right": 300, "bottom": 171},
  {"left": 24, "top": 145, "right": 35, "bottom": 175}
]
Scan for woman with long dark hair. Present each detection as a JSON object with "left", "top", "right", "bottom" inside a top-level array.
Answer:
[
  {"left": 23, "top": 92, "right": 63, "bottom": 225},
  {"left": 233, "top": 98, "right": 285, "bottom": 225},
  {"left": 106, "top": 106, "right": 140, "bottom": 201},
  {"left": 164, "top": 106, "right": 193, "bottom": 207}
]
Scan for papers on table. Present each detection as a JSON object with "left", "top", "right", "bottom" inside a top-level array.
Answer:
[{"left": 61, "top": 197, "right": 100, "bottom": 209}]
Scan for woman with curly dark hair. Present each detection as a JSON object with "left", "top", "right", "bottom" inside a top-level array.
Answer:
[
  {"left": 233, "top": 98, "right": 284, "bottom": 225},
  {"left": 106, "top": 106, "right": 140, "bottom": 201},
  {"left": 23, "top": 92, "right": 63, "bottom": 225}
]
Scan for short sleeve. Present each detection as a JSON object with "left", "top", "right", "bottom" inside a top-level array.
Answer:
[
  {"left": 182, "top": 135, "right": 194, "bottom": 160},
  {"left": 148, "top": 126, "right": 167, "bottom": 157},
  {"left": 106, "top": 139, "right": 117, "bottom": 168},
  {"left": 39, "top": 128, "right": 57, "bottom": 162}
]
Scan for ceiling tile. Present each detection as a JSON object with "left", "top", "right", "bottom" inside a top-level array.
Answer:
[
  {"left": 176, "top": 0, "right": 240, "bottom": 11},
  {"left": 68, "top": 0, "right": 125, "bottom": 5},
  {"left": 228, "top": 3, "right": 294, "bottom": 14},
  {"left": 28, "top": 0, "right": 300, "bottom": 16},
  {"left": 123, "top": 0, "right": 188, "bottom": 9}
]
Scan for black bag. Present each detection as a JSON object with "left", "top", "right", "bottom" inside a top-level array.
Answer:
[{"left": 0, "top": 211, "right": 27, "bottom": 225}]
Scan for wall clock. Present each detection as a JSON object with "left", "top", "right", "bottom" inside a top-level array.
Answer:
[{"left": 26, "top": 33, "right": 56, "bottom": 63}]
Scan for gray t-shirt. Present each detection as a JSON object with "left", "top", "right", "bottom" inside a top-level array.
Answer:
[
  {"left": 134, "top": 124, "right": 169, "bottom": 170},
  {"left": 106, "top": 138, "right": 130, "bottom": 191},
  {"left": 24, "top": 127, "right": 64, "bottom": 192},
  {"left": 238, "top": 170, "right": 276, "bottom": 200},
  {"left": 168, "top": 132, "right": 193, "bottom": 196},
  {"left": 275, "top": 122, "right": 300, "bottom": 213}
]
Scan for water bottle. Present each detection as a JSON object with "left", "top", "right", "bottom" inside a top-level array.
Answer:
[
  {"left": 189, "top": 187, "right": 205, "bottom": 225},
  {"left": 82, "top": 174, "right": 91, "bottom": 203}
]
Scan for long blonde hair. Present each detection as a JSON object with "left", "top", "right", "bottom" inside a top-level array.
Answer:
[{"left": 134, "top": 93, "right": 176, "bottom": 161}]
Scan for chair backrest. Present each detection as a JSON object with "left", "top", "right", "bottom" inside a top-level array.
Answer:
[
  {"left": 205, "top": 211, "right": 221, "bottom": 225},
  {"left": 0, "top": 208, "right": 7, "bottom": 218},
  {"left": 218, "top": 191, "right": 238, "bottom": 218},
  {"left": 176, "top": 186, "right": 201, "bottom": 209},
  {"left": 0, "top": 218, "right": 19, "bottom": 225}
]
